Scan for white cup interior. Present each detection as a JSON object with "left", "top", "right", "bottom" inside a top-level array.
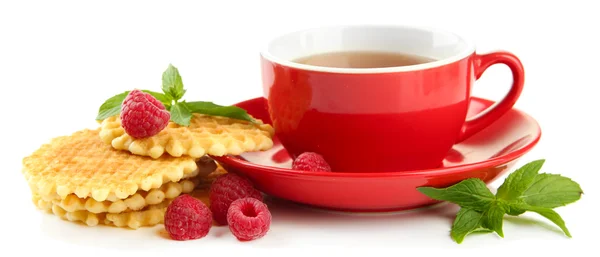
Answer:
[{"left": 261, "top": 25, "right": 475, "bottom": 73}]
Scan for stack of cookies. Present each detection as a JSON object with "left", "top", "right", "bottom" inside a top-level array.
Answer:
[{"left": 22, "top": 112, "right": 274, "bottom": 229}]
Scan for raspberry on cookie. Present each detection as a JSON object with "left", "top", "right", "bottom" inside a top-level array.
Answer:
[{"left": 120, "top": 89, "right": 170, "bottom": 138}]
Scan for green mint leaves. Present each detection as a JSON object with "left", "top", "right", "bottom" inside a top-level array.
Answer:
[
  {"left": 520, "top": 173, "right": 583, "bottom": 208},
  {"left": 416, "top": 178, "right": 495, "bottom": 211},
  {"left": 185, "top": 101, "right": 254, "bottom": 123},
  {"left": 450, "top": 208, "right": 487, "bottom": 243},
  {"left": 496, "top": 159, "right": 544, "bottom": 201},
  {"left": 162, "top": 64, "right": 186, "bottom": 101},
  {"left": 417, "top": 159, "right": 583, "bottom": 244},
  {"left": 96, "top": 64, "right": 255, "bottom": 126},
  {"left": 96, "top": 91, "right": 130, "bottom": 121},
  {"left": 169, "top": 102, "right": 192, "bottom": 126}
]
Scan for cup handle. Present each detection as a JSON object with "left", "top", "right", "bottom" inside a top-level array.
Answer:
[{"left": 456, "top": 51, "right": 525, "bottom": 142}]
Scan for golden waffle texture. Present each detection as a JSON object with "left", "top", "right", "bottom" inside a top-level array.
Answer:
[
  {"left": 98, "top": 113, "right": 275, "bottom": 159},
  {"left": 33, "top": 194, "right": 173, "bottom": 229},
  {"left": 22, "top": 129, "right": 199, "bottom": 202},
  {"left": 31, "top": 167, "right": 228, "bottom": 229},
  {"left": 50, "top": 177, "right": 199, "bottom": 213},
  {"left": 22, "top": 126, "right": 235, "bottom": 229}
]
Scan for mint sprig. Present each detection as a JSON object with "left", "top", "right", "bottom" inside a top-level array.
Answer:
[
  {"left": 417, "top": 159, "right": 583, "bottom": 244},
  {"left": 95, "top": 64, "right": 255, "bottom": 125}
]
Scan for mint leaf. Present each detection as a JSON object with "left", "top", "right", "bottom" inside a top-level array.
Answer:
[
  {"left": 496, "top": 159, "right": 546, "bottom": 216},
  {"left": 185, "top": 101, "right": 255, "bottom": 123},
  {"left": 497, "top": 159, "right": 545, "bottom": 202},
  {"left": 521, "top": 173, "right": 583, "bottom": 208},
  {"left": 96, "top": 106, "right": 122, "bottom": 121},
  {"left": 142, "top": 90, "right": 172, "bottom": 107},
  {"left": 96, "top": 91, "right": 129, "bottom": 120},
  {"left": 417, "top": 178, "right": 495, "bottom": 211},
  {"left": 519, "top": 204, "right": 572, "bottom": 237},
  {"left": 501, "top": 199, "right": 527, "bottom": 216},
  {"left": 451, "top": 208, "right": 487, "bottom": 244},
  {"left": 482, "top": 202, "right": 506, "bottom": 237},
  {"left": 169, "top": 102, "right": 192, "bottom": 126},
  {"left": 162, "top": 64, "right": 186, "bottom": 101}
]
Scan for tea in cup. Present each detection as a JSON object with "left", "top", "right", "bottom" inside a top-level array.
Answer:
[{"left": 260, "top": 25, "right": 524, "bottom": 172}]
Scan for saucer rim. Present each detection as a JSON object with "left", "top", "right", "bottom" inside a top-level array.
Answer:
[{"left": 211, "top": 96, "right": 541, "bottom": 178}]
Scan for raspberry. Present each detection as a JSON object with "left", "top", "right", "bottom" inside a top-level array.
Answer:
[
  {"left": 227, "top": 197, "right": 272, "bottom": 241},
  {"left": 209, "top": 173, "right": 263, "bottom": 225},
  {"left": 292, "top": 152, "right": 332, "bottom": 172},
  {"left": 120, "top": 89, "right": 170, "bottom": 139},
  {"left": 164, "top": 194, "right": 212, "bottom": 241}
]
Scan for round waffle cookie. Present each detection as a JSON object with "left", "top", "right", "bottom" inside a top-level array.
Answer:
[
  {"left": 48, "top": 177, "right": 199, "bottom": 214},
  {"left": 22, "top": 129, "right": 199, "bottom": 202},
  {"left": 98, "top": 113, "right": 275, "bottom": 159},
  {"left": 29, "top": 159, "right": 229, "bottom": 229},
  {"left": 33, "top": 194, "right": 174, "bottom": 229}
]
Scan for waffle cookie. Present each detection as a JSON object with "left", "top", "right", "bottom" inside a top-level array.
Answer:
[
  {"left": 22, "top": 129, "right": 199, "bottom": 202},
  {"left": 98, "top": 113, "right": 275, "bottom": 159},
  {"left": 49, "top": 177, "right": 199, "bottom": 214},
  {"left": 35, "top": 154, "right": 218, "bottom": 202},
  {"left": 29, "top": 157, "right": 227, "bottom": 229},
  {"left": 33, "top": 194, "right": 173, "bottom": 229}
]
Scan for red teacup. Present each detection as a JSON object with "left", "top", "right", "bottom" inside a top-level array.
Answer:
[{"left": 260, "top": 25, "right": 524, "bottom": 172}]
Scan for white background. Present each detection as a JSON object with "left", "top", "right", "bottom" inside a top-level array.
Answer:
[{"left": 1, "top": 0, "right": 597, "bottom": 256}]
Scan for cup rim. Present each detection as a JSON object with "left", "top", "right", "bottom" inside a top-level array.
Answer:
[{"left": 260, "top": 24, "right": 476, "bottom": 74}]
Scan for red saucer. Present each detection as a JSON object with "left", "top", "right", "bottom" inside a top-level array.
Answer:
[{"left": 211, "top": 97, "right": 541, "bottom": 212}]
